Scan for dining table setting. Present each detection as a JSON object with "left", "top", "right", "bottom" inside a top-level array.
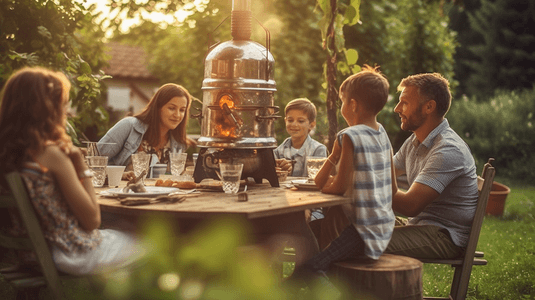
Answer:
[{"left": 95, "top": 173, "right": 351, "bottom": 267}]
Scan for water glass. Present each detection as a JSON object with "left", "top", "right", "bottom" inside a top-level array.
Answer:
[
  {"left": 170, "top": 152, "right": 187, "bottom": 177},
  {"left": 131, "top": 153, "right": 151, "bottom": 180},
  {"left": 306, "top": 156, "right": 328, "bottom": 179},
  {"left": 220, "top": 163, "right": 243, "bottom": 194},
  {"left": 85, "top": 142, "right": 99, "bottom": 156},
  {"left": 87, "top": 156, "right": 108, "bottom": 187}
]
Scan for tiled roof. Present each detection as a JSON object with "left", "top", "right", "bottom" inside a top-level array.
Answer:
[{"left": 104, "top": 42, "right": 158, "bottom": 81}]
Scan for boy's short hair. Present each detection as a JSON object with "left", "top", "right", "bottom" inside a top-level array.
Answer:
[
  {"left": 397, "top": 73, "right": 451, "bottom": 117},
  {"left": 339, "top": 65, "right": 390, "bottom": 115},
  {"left": 284, "top": 98, "right": 317, "bottom": 123}
]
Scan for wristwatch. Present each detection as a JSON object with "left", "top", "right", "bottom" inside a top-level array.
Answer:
[{"left": 78, "top": 169, "right": 93, "bottom": 180}]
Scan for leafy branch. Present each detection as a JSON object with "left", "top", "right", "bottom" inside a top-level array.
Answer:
[{"left": 316, "top": 0, "right": 361, "bottom": 149}]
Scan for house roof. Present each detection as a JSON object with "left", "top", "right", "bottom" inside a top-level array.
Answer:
[{"left": 104, "top": 42, "right": 158, "bottom": 81}]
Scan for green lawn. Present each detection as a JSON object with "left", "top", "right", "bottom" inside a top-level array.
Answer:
[
  {"left": 2, "top": 177, "right": 534, "bottom": 299},
  {"left": 422, "top": 177, "right": 535, "bottom": 299}
]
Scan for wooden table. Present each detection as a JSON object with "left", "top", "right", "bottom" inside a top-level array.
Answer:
[{"left": 96, "top": 179, "right": 350, "bottom": 267}]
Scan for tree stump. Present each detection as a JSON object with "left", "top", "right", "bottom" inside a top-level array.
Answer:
[{"left": 333, "top": 254, "right": 423, "bottom": 300}]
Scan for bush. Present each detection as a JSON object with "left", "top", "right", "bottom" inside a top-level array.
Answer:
[{"left": 448, "top": 88, "right": 535, "bottom": 181}]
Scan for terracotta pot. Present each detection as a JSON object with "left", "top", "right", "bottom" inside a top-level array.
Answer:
[{"left": 485, "top": 181, "right": 510, "bottom": 216}]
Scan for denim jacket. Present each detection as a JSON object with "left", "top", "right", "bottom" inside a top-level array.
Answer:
[
  {"left": 97, "top": 117, "right": 186, "bottom": 167},
  {"left": 273, "top": 135, "right": 328, "bottom": 177}
]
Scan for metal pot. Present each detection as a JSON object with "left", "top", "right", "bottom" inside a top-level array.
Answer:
[{"left": 197, "top": 39, "right": 279, "bottom": 149}]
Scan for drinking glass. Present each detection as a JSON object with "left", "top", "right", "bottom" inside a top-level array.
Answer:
[
  {"left": 170, "top": 153, "right": 187, "bottom": 177},
  {"left": 88, "top": 142, "right": 97, "bottom": 156},
  {"left": 306, "top": 156, "right": 328, "bottom": 179},
  {"left": 106, "top": 165, "right": 126, "bottom": 187},
  {"left": 220, "top": 163, "right": 243, "bottom": 194},
  {"left": 131, "top": 153, "right": 151, "bottom": 181},
  {"left": 87, "top": 156, "right": 108, "bottom": 187}
]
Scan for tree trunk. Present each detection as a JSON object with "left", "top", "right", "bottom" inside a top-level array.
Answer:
[{"left": 326, "top": 0, "right": 338, "bottom": 151}]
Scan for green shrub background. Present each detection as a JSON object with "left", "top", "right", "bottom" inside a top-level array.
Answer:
[{"left": 448, "top": 87, "right": 535, "bottom": 181}]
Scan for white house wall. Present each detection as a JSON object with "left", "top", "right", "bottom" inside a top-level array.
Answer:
[{"left": 104, "top": 78, "right": 160, "bottom": 115}]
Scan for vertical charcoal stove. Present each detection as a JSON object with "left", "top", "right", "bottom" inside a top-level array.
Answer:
[{"left": 193, "top": 0, "right": 281, "bottom": 187}]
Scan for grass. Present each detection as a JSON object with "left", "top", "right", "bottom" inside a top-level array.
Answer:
[
  {"left": 422, "top": 176, "right": 535, "bottom": 299},
  {"left": 1, "top": 176, "right": 534, "bottom": 299}
]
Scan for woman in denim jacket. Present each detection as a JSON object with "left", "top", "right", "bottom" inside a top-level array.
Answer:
[{"left": 98, "top": 84, "right": 194, "bottom": 180}]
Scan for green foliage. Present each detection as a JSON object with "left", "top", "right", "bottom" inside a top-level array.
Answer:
[
  {"left": 96, "top": 215, "right": 285, "bottom": 300},
  {"left": 0, "top": 0, "right": 110, "bottom": 143},
  {"left": 448, "top": 88, "right": 535, "bottom": 182},
  {"left": 269, "top": 0, "right": 326, "bottom": 143},
  {"left": 464, "top": 0, "right": 535, "bottom": 98},
  {"left": 345, "top": 0, "right": 457, "bottom": 95},
  {"left": 315, "top": 0, "right": 362, "bottom": 149},
  {"left": 447, "top": 0, "right": 483, "bottom": 97},
  {"left": 103, "top": 0, "right": 188, "bottom": 35},
  {"left": 422, "top": 180, "right": 535, "bottom": 299}
]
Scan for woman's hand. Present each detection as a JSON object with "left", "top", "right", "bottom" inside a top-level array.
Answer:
[{"left": 66, "top": 146, "right": 88, "bottom": 174}]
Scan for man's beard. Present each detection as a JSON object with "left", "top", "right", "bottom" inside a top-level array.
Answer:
[{"left": 400, "top": 107, "right": 426, "bottom": 132}]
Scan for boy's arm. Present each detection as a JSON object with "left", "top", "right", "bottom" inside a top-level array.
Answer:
[
  {"left": 319, "top": 135, "right": 353, "bottom": 195},
  {"left": 314, "top": 138, "right": 341, "bottom": 189}
]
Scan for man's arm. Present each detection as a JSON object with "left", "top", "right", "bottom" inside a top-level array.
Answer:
[{"left": 392, "top": 182, "right": 439, "bottom": 217}]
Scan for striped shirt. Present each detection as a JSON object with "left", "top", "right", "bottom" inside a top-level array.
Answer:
[
  {"left": 339, "top": 124, "right": 395, "bottom": 259},
  {"left": 393, "top": 119, "right": 478, "bottom": 247}
]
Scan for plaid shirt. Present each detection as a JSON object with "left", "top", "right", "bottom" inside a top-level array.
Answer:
[{"left": 339, "top": 125, "right": 395, "bottom": 259}]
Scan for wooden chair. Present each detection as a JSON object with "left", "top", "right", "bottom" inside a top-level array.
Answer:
[
  {"left": 420, "top": 159, "right": 496, "bottom": 300},
  {"left": 0, "top": 171, "right": 73, "bottom": 299}
]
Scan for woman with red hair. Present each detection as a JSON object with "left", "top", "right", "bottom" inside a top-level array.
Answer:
[{"left": 0, "top": 67, "right": 144, "bottom": 275}]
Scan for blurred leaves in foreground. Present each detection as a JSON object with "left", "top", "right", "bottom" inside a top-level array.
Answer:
[{"left": 97, "top": 215, "right": 286, "bottom": 300}]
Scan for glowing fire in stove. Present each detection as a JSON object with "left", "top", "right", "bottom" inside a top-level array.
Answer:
[
  {"left": 215, "top": 123, "right": 236, "bottom": 138},
  {"left": 219, "top": 94, "right": 235, "bottom": 109},
  {"left": 215, "top": 94, "right": 239, "bottom": 138}
]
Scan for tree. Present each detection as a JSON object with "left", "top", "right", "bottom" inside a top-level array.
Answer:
[
  {"left": 464, "top": 0, "right": 535, "bottom": 98},
  {"left": 316, "top": 0, "right": 361, "bottom": 150},
  {"left": 447, "top": 0, "right": 483, "bottom": 97},
  {"left": 0, "top": 0, "right": 110, "bottom": 142}
]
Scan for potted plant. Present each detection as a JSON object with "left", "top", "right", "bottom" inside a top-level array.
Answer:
[{"left": 486, "top": 180, "right": 510, "bottom": 216}]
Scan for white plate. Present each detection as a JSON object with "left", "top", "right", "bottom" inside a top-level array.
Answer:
[
  {"left": 102, "top": 186, "right": 179, "bottom": 197},
  {"left": 291, "top": 179, "right": 311, "bottom": 185}
]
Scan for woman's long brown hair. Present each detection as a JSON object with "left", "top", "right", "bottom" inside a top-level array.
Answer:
[
  {"left": 134, "top": 83, "right": 192, "bottom": 147},
  {"left": 0, "top": 67, "right": 72, "bottom": 173}
]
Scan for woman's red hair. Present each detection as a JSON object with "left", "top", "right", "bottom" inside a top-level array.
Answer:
[{"left": 0, "top": 67, "right": 72, "bottom": 172}]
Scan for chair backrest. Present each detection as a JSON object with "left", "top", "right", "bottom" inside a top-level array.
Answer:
[
  {"left": 467, "top": 162, "right": 496, "bottom": 257},
  {"left": 0, "top": 171, "right": 65, "bottom": 299},
  {"left": 453, "top": 162, "right": 495, "bottom": 299}
]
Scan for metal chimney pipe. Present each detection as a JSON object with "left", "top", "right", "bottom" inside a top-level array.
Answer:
[{"left": 231, "top": 0, "right": 252, "bottom": 40}]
